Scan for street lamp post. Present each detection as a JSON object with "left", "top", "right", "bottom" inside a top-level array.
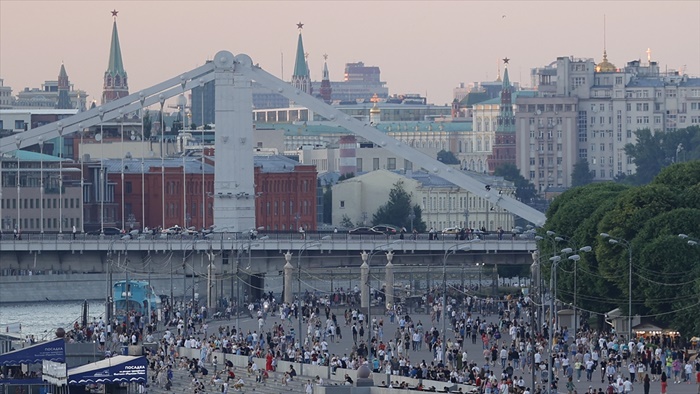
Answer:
[
  {"left": 600, "top": 233, "right": 632, "bottom": 341},
  {"left": 297, "top": 236, "right": 330, "bottom": 375},
  {"left": 441, "top": 240, "right": 479, "bottom": 363},
  {"left": 408, "top": 211, "right": 416, "bottom": 232},
  {"left": 559, "top": 245, "right": 592, "bottom": 334},
  {"left": 547, "top": 254, "right": 578, "bottom": 393},
  {"left": 365, "top": 241, "right": 402, "bottom": 344}
]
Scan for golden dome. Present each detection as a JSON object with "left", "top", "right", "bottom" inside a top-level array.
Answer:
[
  {"left": 370, "top": 103, "right": 381, "bottom": 114},
  {"left": 596, "top": 50, "right": 617, "bottom": 72}
]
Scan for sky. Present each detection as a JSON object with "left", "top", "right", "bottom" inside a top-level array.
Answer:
[{"left": 1, "top": 1, "right": 699, "bottom": 107}]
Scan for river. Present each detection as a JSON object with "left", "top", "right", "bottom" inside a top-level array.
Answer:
[{"left": 0, "top": 300, "right": 105, "bottom": 340}]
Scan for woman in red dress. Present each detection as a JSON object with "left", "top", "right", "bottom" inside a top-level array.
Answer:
[{"left": 266, "top": 352, "right": 274, "bottom": 371}]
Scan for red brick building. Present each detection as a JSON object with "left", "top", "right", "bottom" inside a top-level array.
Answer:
[{"left": 99, "top": 155, "right": 317, "bottom": 231}]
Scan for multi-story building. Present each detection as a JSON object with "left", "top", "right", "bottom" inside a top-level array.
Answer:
[
  {"left": 518, "top": 53, "right": 700, "bottom": 188},
  {"left": 0, "top": 151, "right": 82, "bottom": 234},
  {"left": 0, "top": 79, "right": 12, "bottom": 109},
  {"left": 331, "top": 169, "right": 515, "bottom": 231},
  {"left": 92, "top": 155, "right": 317, "bottom": 232},
  {"left": 12, "top": 64, "right": 88, "bottom": 110}
]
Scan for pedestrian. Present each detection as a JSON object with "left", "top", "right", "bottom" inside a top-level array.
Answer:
[
  {"left": 72, "top": 225, "right": 77, "bottom": 240},
  {"left": 661, "top": 371, "right": 668, "bottom": 394},
  {"left": 643, "top": 374, "right": 650, "bottom": 394}
]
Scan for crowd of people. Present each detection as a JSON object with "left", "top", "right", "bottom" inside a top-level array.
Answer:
[{"left": 56, "top": 278, "right": 700, "bottom": 394}]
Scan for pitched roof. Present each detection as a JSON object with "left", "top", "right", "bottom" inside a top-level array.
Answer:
[
  {"left": 106, "top": 21, "right": 127, "bottom": 76},
  {"left": 293, "top": 33, "right": 308, "bottom": 78}
]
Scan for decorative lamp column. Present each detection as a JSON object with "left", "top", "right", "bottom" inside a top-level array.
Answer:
[
  {"left": 360, "top": 251, "right": 369, "bottom": 310},
  {"left": 385, "top": 250, "right": 395, "bottom": 310},
  {"left": 284, "top": 251, "right": 293, "bottom": 304}
]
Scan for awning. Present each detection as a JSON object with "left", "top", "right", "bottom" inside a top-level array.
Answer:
[
  {"left": 68, "top": 355, "right": 147, "bottom": 385},
  {"left": 0, "top": 338, "right": 65, "bottom": 366}
]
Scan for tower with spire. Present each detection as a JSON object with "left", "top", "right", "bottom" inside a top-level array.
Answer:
[
  {"left": 319, "top": 54, "right": 332, "bottom": 103},
  {"left": 291, "top": 22, "right": 312, "bottom": 95},
  {"left": 102, "top": 9, "right": 129, "bottom": 104},
  {"left": 56, "top": 63, "right": 72, "bottom": 109},
  {"left": 487, "top": 58, "right": 516, "bottom": 174}
]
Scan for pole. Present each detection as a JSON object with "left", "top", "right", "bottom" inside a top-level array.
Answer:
[
  {"left": 236, "top": 249, "right": 241, "bottom": 332},
  {"left": 39, "top": 138, "right": 44, "bottom": 235},
  {"left": 120, "top": 111, "right": 125, "bottom": 231},
  {"left": 548, "top": 257, "right": 559, "bottom": 394},
  {"left": 628, "top": 246, "right": 632, "bottom": 342},
  {"left": 573, "top": 259, "right": 577, "bottom": 334},
  {"left": 100, "top": 123, "right": 104, "bottom": 235}
]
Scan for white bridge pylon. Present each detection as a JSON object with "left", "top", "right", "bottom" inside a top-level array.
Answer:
[{"left": 0, "top": 51, "right": 546, "bottom": 228}]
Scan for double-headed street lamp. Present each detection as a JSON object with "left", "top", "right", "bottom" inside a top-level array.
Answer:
[
  {"left": 560, "top": 245, "right": 592, "bottom": 333},
  {"left": 365, "top": 240, "right": 403, "bottom": 341},
  {"left": 441, "top": 239, "right": 479, "bottom": 363},
  {"left": 600, "top": 233, "right": 633, "bottom": 341},
  {"left": 547, "top": 252, "right": 580, "bottom": 392},
  {"left": 297, "top": 236, "right": 330, "bottom": 375}
]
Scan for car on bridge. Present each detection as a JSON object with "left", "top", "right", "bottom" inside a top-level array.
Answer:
[
  {"left": 87, "top": 227, "right": 122, "bottom": 236},
  {"left": 442, "top": 227, "right": 462, "bottom": 234},
  {"left": 348, "top": 227, "right": 383, "bottom": 235},
  {"left": 371, "top": 225, "right": 399, "bottom": 235}
]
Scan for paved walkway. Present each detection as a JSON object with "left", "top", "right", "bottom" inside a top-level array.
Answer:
[{"left": 195, "top": 305, "right": 700, "bottom": 394}]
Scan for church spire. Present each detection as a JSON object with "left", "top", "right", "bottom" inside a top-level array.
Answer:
[
  {"left": 291, "top": 22, "right": 311, "bottom": 94},
  {"left": 487, "top": 57, "right": 516, "bottom": 174},
  {"left": 102, "top": 9, "right": 129, "bottom": 104},
  {"left": 320, "top": 54, "right": 332, "bottom": 104},
  {"left": 56, "top": 62, "right": 72, "bottom": 109}
]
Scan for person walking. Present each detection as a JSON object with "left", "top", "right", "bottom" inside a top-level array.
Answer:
[
  {"left": 661, "top": 371, "right": 668, "bottom": 394},
  {"left": 643, "top": 374, "right": 650, "bottom": 394}
]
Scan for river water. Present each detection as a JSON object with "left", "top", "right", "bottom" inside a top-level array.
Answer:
[{"left": 0, "top": 300, "right": 105, "bottom": 340}]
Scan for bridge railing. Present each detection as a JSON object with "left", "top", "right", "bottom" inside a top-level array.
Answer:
[{"left": 0, "top": 231, "right": 537, "bottom": 253}]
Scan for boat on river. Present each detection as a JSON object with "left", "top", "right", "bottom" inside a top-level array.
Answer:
[{"left": 112, "top": 280, "right": 161, "bottom": 322}]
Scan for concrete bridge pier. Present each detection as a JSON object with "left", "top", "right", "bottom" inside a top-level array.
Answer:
[{"left": 385, "top": 251, "right": 394, "bottom": 310}]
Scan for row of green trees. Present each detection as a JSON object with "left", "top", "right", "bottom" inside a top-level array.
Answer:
[{"left": 538, "top": 160, "right": 700, "bottom": 337}]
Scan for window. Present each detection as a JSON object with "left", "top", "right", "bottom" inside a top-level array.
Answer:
[
  {"left": 387, "top": 158, "right": 396, "bottom": 170},
  {"left": 14, "top": 120, "right": 25, "bottom": 129},
  {"left": 339, "top": 201, "right": 345, "bottom": 208},
  {"left": 529, "top": 158, "right": 535, "bottom": 166},
  {"left": 372, "top": 158, "right": 379, "bottom": 171},
  {"left": 125, "top": 182, "right": 132, "bottom": 194},
  {"left": 356, "top": 158, "right": 363, "bottom": 172}
]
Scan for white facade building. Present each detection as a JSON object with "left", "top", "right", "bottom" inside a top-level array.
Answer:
[
  {"left": 520, "top": 55, "right": 700, "bottom": 187},
  {"left": 331, "top": 169, "right": 515, "bottom": 232}
]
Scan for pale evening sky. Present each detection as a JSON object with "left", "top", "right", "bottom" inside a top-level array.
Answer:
[{"left": 1, "top": 1, "right": 699, "bottom": 107}]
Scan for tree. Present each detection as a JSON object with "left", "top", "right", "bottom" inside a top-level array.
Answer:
[
  {"left": 494, "top": 163, "right": 537, "bottom": 203},
  {"left": 143, "top": 109, "right": 152, "bottom": 140},
  {"left": 437, "top": 150, "right": 460, "bottom": 165},
  {"left": 372, "top": 180, "right": 426, "bottom": 231},
  {"left": 539, "top": 161, "right": 700, "bottom": 337},
  {"left": 340, "top": 215, "right": 354, "bottom": 228},
  {"left": 624, "top": 126, "right": 700, "bottom": 185},
  {"left": 570, "top": 159, "right": 594, "bottom": 187}
]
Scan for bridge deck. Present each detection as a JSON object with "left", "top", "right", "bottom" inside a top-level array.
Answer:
[{"left": 0, "top": 233, "right": 536, "bottom": 254}]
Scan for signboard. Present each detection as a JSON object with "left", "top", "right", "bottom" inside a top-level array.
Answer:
[{"left": 43, "top": 359, "right": 67, "bottom": 386}]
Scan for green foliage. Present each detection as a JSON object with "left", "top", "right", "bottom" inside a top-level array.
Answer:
[
  {"left": 542, "top": 159, "right": 700, "bottom": 338},
  {"left": 571, "top": 159, "right": 594, "bottom": 187},
  {"left": 322, "top": 183, "right": 332, "bottom": 224},
  {"left": 372, "top": 180, "right": 426, "bottom": 232},
  {"left": 340, "top": 215, "right": 354, "bottom": 228},
  {"left": 437, "top": 150, "right": 460, "bottom": 165},
  {"left": 338, "top": 172, "right": 355, "bottom": 182},
  {"left": 624, "top": 126, "right": 700, "bottom": 185},
  {"left": 143, "top": 109, "right": 152, "bottom": 140},
  {"left": 494, "top": 163, "right": 537, "bottom": 203}
]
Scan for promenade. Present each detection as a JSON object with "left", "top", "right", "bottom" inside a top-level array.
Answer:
[{"left": 161, "top": 299, "right": 700, "bottom": 394}]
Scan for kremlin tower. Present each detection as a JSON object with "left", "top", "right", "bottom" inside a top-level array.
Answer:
[
  {"left": 319, "top": 54, "right": 332, "bottom": 104},
  {"left": 102, "top": 10, "right": 129, "bottom": 104},
  {"left": 56, "top": 63, "right": 72, "bottom": 109},
  {"left": 291, "top": 22, "right": 312, "bottom": 95},
  {"left": 487, "top": 58, "right": 516, "bottom": 174}
]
